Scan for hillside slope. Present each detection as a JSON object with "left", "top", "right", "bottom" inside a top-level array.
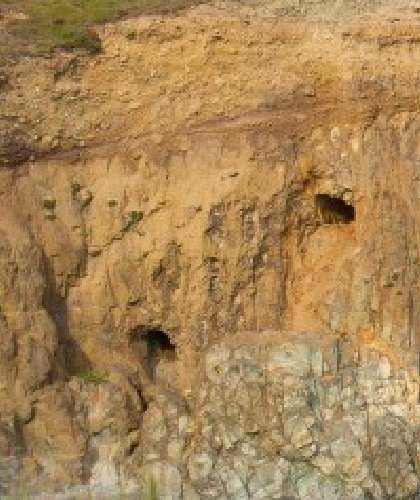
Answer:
[{"left": 0, "top": 1, "right": 420, "bottom": 497}]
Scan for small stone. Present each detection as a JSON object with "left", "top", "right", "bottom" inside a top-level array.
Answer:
[
  {"left": 188, "top": 452, "right": 213, "bottom": 483},
  {"left": 330, "top": 437, "right": 363, "bottom": 476}
]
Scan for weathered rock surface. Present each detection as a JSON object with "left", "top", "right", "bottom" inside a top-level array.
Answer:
[{"left": 0, "top": 0, "right": 420, "bottom": 497}]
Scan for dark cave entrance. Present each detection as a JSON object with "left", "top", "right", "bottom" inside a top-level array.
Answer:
[
  {"left": 316, "top": 194, "right": 355, "bottom": 224},
  {"left": 130, "top": 328, "right": 176, "bottom": 381}
]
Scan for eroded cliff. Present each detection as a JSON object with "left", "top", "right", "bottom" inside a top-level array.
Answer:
[{"left": 1, "top": 1, "right": 420, "bottom": 498}]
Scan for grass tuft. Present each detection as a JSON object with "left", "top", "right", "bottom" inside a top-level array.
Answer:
[
  {"left": 2, "top": 0, "right": 205, "bottom": 53},
  {"left": 77, "top": 370, "right": 108, "bottom": 384},
  {"left": 144, "top": 476, "right": 159, "bottom": 500}
]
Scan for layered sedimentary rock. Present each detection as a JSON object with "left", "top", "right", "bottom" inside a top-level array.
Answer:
[{"left": 1, "top": 0, "right": 420, "bottom": 497}]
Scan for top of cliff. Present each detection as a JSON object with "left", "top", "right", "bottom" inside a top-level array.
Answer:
[
  {"left": 0, "top": 0, "right": 206, "bottom": 55},
  {"left": 1, "top": 0, "right": 420, "bottom": 169},
  {"left": 0, "top": 0, "right": 417, "bottom": 56}
]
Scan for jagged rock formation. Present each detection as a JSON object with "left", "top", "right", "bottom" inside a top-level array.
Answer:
[{"left": 1, "top": 0, "right": 420, "bottom": 498}]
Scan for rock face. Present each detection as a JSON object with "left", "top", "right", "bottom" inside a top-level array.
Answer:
[
  {"left": 0, "top": 0, "right": 420, "bottom": 497},
  {"left": 154, "top": 333, "right": 420, "bottom": 500}
]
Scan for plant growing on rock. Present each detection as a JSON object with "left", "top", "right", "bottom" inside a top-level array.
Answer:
[
  {"left": 143, "top": 476, "right": 159, "bottom": 500},
  {"left": 77, "top": 370, "right": 108, "bottom": 385}
]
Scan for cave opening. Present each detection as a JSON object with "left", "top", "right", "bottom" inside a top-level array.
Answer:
[
  {"left": 315, "top": 194, "right": 355, "bottom": 224},
  {"left": 130, "top": 328, "right": 176, "bottom": 381}
]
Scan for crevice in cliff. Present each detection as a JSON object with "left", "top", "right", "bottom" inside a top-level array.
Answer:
[
  {"left": 39, "top": 248, "right": 91, "bottom": 377},
  {"left": 316, "top": 194, "right": 355, "bottom": 224},
  {"left": 130, "top": 328, "right": 176, "bottom": 382}
]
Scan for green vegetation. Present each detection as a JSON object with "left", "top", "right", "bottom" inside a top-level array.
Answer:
[
  {"left": 42, "top": 197, "right": 57, "bottom": 210},
  {"left": 143, "top": 476, "right": 159, "bottom": 500},
  {"left": 70, "top": 181, "right": 82, "bottom": 198},
  {"left": 77, "top": 370, "right": 108, "bottom": 384},
  {"left": 2, "top": 0, "right": 204, "bottom": 53},
  {"left": 123, "top": 210, "right": 144, "bottom": 231}
]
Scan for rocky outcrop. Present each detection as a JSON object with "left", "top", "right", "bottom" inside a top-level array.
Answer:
[
  {"left": 136, "top": 333, "right": 420, "bottom": 499},
  {"left": 0, "top": 0, "right": 420, "bottom": 497}
]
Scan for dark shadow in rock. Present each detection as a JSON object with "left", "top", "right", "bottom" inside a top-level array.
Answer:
[
  {"left": 316, "top": 193, "right": 355, "bottom": 224},
  {"left": 39, "top": 248, "right": 91, "bottom": 377},
  {"left": 129, "top": 327, "right": 176, "bottom": 382}
]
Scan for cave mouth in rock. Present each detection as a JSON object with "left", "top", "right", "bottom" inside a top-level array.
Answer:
[
  {"left": 316, "top": 193, "right": 355, "bottom": 224},
  {"left": 130, "top": 327, "right": 176, "bottom": 381}
]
